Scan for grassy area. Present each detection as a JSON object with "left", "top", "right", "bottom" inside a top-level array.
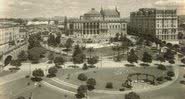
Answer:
[
  {"left": 0, "top": 70, "right": 15, "bottom": 77},
  {"left": 57, "top": 67, "right": 173, "bottom": 91},
  {"left": 12, "top": 86, "right": 75, "bottom": 99},
  {"left": 84, "top": 47, "right": 116, "bottom": 57}
]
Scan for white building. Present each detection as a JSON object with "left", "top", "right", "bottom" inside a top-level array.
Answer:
[{"left": 65, "top": 7, "right": 127, "bottom": 43}]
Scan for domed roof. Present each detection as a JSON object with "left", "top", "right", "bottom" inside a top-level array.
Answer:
[{"left": 84, "top": 8, "right": 101, "bottom": 16}]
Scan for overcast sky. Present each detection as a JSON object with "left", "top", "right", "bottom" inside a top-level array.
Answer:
[{"left": 0, "top": 0, "right": 185, "bottom": 18}]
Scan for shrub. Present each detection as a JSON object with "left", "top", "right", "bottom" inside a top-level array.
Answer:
[
  {"left": 157, "top": 64, "right": 166, "bottom": 70},
  {"left": 87, "top": 85, "right": 95, "bottom": 91},
  {"left": 105, "top": 82, "right": 113, "bottom": 89},
  {"left": 87, "top": 78, "right": 96, "bottom": 86},
  {"left": 32, "top": 69, "right": 44, "bottom": 82},
  {"left": 47, "top": 74, "right": 56, "bottom": 78},
  {"left": 125, "top": 64, "right": 135, "bottom": 67},
  {"left": 119, "top": 88, "right": 125, "bottom": 91},
  {"left": 88, "top": 65, "right": 96, "bottom": 68},
  {"left": 16, "top": 96, "right": 25, "bottom": 99},
  {"left": 164, "top": 76, "right": 172, "bottom": 81},
  {"left": 156, "top": 76, "right": 164, "bottom": 82},
  {"left": 82, "top": 63, "right": 88, "bottom": 70},
  {"left": 25, "top": 75, "right": 30, "bottom": 78},
  {"left": 167, "top": 71, "right": 175, "bottom": 77},
  {"left": 78, "top": 73, "right": 88, "bottom": 81},
  {"left": 9, "top": 67, "right": 20, "bottom": 71},
  {"left": 75, "top": 92, "right": 85, "bottom": 98},
  {"left": 54, "top": 57, "right": 65, "bottom": 65},
  {"left": 140, "top": 63, "right": 150, "bottom": 67},
  {"left": 68, "top": 65, "right": 79, "bottom": 68},
  {"left": 48, "top": 67, "right": 58, "bottom": 75},
  {"left": 169, "top": 60, "right": 175, "bottom": 64},
  {"left": 87, "top": 56, "right": 99, "bottom": 65},
  {"left": 125, "top": 92, "right": 140, "bottom": 99},
  {"left": 10, "top": 60, "right": 22, "bottom": 68},
  {"left": 31, "top": 77, "right": 42, "bottom": 82}
]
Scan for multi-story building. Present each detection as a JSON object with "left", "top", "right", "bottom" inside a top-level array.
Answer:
[
  {"left": 130, "top": 8, "right": 178, "bottom": 44},
  {"left": 65, "top": 8, "right": 127, "bottom": 43},
  {"left": 0, "top": 24, "right": 27, "bottom": 57}
]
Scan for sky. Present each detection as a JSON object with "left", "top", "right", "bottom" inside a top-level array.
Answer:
[{"left": 0, "top": 0, "right": 185, "bottom": 18}]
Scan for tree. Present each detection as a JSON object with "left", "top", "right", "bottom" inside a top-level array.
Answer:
[
  {"left": 76, "top": 85, "right": 88, "bottom": 98},
  {"left": 28, "top": 47, "right": 46, "bottom": 64},
  {"left": 82, "top": 63, "right": 88, "bottom": 70},
  {"left": 87, "top": 56, "right": 99, "bottom": 65},
  {"left": 87, "top": 78, "right": 96, "bottom": 86},
  {"left": 125, "top": 92, "right": 140, "bottom": 99},
  {"left": 86, "top": 78, "right": 96, "bottom": 91},
  {"left": 142, "top": 52, "right": 152, "bottom": 64},
  {"left": 166, "top": 43, "right": 173, "bottom": 49},
  {"left": 127, "top": 49, "right": 138, "bottom": 64},
  {"left": 28, "top": 35, "right": 41, "bottom": 49},
  {"left": 48, "top": 67, "right": 58, "bottom": 77},
  {"left": 18, "top": 50, "right": 27, "bottom": 61},
  {"left": 10, "top": 60, "right": 22, "bottom": 68},
  {"left": 65, "top": 38, "right": 73, "bottom": 50},
  {"left": 78, "top": 73, "right": 88, "bottom": 81},
  {"left": 173, "top": 44, "right": 180, "bottom": 51},
  {"left": 48, "top": 52, "right": 54, "bottom": 61},
  {"left": 73, "top": 45, "right": 86, "bottom": 64},
  {"left": 47, "top": 34, "right": 56, "bottom": 46},
  {"left": 55, "top": 35, "right": 61, "bottom": 45},
  {"left": 156, "top": 55, "right": 165, "bottom": 64},
  {"left": 32, "top": 69, "right": 44, "bottom": 81},
  {"left": 164, "top": 49, "right": 175, "bottom": 61},
  {"left": 54, "top": 57, "right": 65, "bottom": 66}
]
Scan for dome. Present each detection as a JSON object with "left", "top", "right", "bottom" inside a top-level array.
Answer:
[{"left": 84, "top": 8, "right": 101, "bottom": 16}]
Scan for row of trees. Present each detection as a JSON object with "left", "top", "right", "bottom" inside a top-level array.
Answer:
[{"left": 127, "top": 48, "right": 175, "bottom": 65}]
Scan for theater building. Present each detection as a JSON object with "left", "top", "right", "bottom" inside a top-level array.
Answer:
[{"left": 65, "top": 8, "right": 127, "bottom": 43}]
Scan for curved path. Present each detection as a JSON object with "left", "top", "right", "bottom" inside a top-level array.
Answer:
[{"left": 42, "top": 66, "right": 179, "bottom": 97}]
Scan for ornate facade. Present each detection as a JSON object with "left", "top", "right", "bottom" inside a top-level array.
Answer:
[
  {"left": 130, "top": 8, "right": 178, "bottom": 43},
  {"left": 65, "top": 8, "right": 127, "bottom": 43}
]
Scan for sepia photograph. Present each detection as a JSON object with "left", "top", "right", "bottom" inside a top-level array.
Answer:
[{"left": 0, "top": 0, "right": 185, "bottom": 99}]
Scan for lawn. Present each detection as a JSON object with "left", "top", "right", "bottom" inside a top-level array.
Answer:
[
  {"left": 0, "top": 70, "right": 15, "bottom": 77},
  {"left": 84, "top": 47, "right": 116, "bottom": 57},
  {"left": 12, "top": 86, "right": 76, "bottom": 99},
  {"left": 57, "top": 67, "right": 173, "bottom": 91},
  {"left": 1, "top": 76, "right": 75, "bottom": 99}
]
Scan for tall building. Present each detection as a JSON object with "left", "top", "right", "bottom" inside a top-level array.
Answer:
[
  {"left": 65, "top": 7, "right": 127, "bottom": 43},
  {"left": 130, "top": 8, "right": 178, "bottom": 44},
  {"left": 0, "top": 24, "right": 26, "bottom": 57}
]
